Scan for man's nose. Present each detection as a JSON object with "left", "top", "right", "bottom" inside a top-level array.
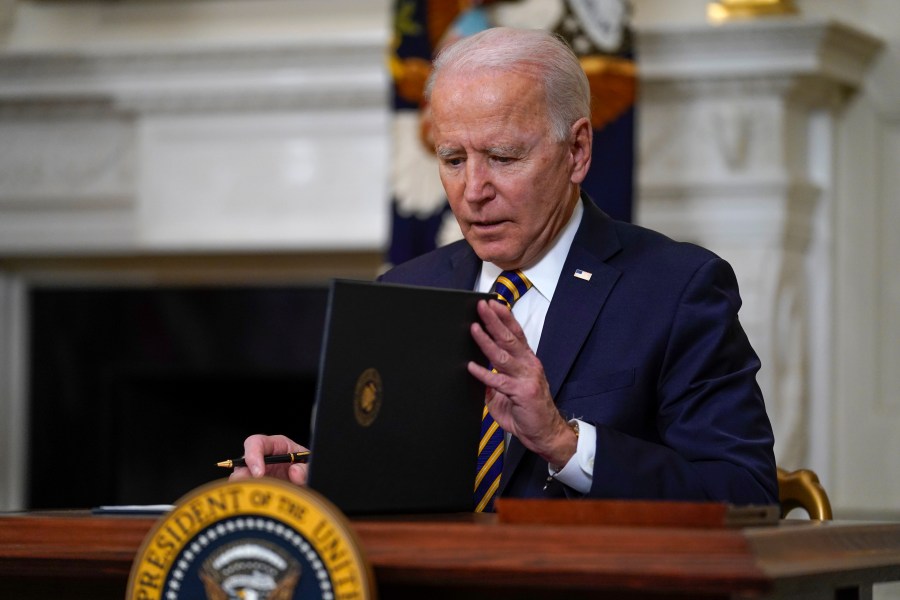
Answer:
[{"left": 463, "top": 159, "right": 493, "bottom": 203}]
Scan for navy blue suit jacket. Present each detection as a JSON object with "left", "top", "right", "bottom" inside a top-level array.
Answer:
[{"left": 381, "top": 198, "right": 778, "bottom": 505}]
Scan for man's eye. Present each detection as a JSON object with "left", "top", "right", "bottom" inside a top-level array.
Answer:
[
  {"left": 492, "top": 155, "right": 514, "bottom": 164},
  {"left": 444, "top": 157, "right": 464, "bottom": 167}
]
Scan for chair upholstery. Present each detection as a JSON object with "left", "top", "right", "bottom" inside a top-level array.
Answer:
[{"left": 777, "top": 467, "right": 833, "bottom": 520}]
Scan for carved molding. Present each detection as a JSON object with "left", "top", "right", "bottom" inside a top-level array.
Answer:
[
  {"left": 637, "top": 18, "right": 882, "bottom": 87},
  {"left": 0, "top": 116, "right": 134, "bottom": 208},
  {"left": 640, "top": 98, "right": 795, "bottom": 183},
  {"left": 766, "top": 250, "right": 810, "bottom": 467},
  {"left": 638, "top": 180, "right": 819, "bottom": 250},
  {"left": 709, "top": 105, "right": 752, "bottom": 170},
  {"left": 641, "top": 75, "right": 846, "bottom": 111},
  {"left": 0, "top": 40, "right": 388, "bottom": 114},
  {"left": 0, "top": 35, "right": 391, "bottom": 254}
]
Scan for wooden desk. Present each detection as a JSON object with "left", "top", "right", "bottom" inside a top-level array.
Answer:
[{"left": 1, "top": 511, "right": 900, "bottom": 599}]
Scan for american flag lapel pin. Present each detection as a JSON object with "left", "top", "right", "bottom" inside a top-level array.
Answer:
[{"left": 574, "top": 269, "right": 592, "bottom": 281}]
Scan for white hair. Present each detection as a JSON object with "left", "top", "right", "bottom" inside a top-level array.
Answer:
[{"left": 425, "top": 27, "right": 591, "bottom": 142}]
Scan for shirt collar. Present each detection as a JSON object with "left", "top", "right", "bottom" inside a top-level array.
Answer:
[{"left": 478, "top": 199, "right": 583, "bottom": 302}]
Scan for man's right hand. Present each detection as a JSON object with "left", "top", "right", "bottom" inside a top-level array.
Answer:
[{"left": 228, "top": 434, "right": 309, "bottom": 486}]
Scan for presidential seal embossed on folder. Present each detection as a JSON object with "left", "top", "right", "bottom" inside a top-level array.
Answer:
[{"left": 353, "top": 367, "right": 383, "bottom": 427}]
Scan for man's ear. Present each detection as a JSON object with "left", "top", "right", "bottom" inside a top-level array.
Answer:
[{"left": 569, "top": 117, "right": 593, "bottom": 185}]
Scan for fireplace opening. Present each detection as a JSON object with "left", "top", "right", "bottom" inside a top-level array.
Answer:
[{"left": 27, "top": 285, "right": 329, "bottom": 509}]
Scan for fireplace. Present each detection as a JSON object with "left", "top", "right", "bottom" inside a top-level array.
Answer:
[
  {"left": 0, "top": 5, "right": 393, "bottom": 511},
  {"left": 27, "top": 285, "right": 329, "bottom": 508}
]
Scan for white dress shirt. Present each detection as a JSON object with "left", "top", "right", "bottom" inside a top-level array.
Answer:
[{"left": 476, "top": 200, "right": 595, "bottom": 494}]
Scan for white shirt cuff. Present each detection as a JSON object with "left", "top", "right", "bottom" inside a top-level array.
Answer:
[{"left": 547, "top": 419, "right": 595, "bottom": 494}]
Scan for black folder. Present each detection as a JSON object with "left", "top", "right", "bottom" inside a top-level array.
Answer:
[{"left": 306, "top": 279, "right": 492, "bottom": 514}]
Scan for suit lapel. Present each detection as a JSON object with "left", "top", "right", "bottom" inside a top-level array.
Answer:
[
  {"left": 537, "top": 249, "right": 620, "bottom": 397},
  {"left": 447, "top": 243, "right": 482, "bottom": 290},
  {"left": 500, "top": 199, "right": 623, "bottom": 494}
]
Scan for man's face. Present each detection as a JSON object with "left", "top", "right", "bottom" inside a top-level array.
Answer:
[{"left": 430, "top": 70, "right": 589, "bottom": 270}]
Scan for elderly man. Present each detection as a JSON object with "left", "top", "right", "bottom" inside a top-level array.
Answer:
[{"left": 233, "top": 27, "right": 777, "bottom": 509}]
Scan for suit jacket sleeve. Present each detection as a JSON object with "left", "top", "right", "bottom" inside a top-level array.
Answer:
[{"left": 585, "top": 257, "right": 777, "bottom": 504}]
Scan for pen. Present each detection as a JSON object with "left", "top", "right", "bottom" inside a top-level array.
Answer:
[{"left": 216, "top": 451, "right": 310, "bottom": 469}]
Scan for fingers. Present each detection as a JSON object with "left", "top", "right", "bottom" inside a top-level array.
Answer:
[
  {"left": 235, "top": 434, "right": 308, "bottom": 483},
  {"left": 467, "top": 358, "right": 493, "bottom": 385},
  {"left": 472, "top": 300, "right": 530, "bottom": 373},
  {"left": 479, "top": 299, "right": 527, "bottom": 344},
  {"left": 228, "top": 466, "right": 252, "bottom": 482},
  {"left": 242, "top": 434, "right": 275, "bottom": 478},
  {"left": 230, "top": 462, "right": 308, "bottom": 485},
  {"left": 287, "top": 464, "right": 309, "bottom": 486}
]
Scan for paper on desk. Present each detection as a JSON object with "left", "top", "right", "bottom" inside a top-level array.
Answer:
[{"left": 92, "top": 504, "right": 175, "bottom": 515}]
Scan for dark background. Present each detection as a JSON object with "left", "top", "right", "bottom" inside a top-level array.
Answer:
[{"left": 28, "top": 285, "right": 328, "bottom": 509}]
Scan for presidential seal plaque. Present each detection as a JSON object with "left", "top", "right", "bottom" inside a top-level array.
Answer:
[{"left": 127, "top": 478, "right": 375, "bottom": 600}]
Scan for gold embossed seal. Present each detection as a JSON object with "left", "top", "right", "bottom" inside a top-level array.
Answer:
[{"left": 353, "top": 368, "right": 383, "bottom": 427}]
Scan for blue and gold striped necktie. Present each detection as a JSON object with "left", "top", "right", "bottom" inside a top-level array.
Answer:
[{"left": 474, "top": 269, "right": 533, "bottom": 513}]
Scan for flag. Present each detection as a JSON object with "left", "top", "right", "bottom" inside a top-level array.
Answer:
[{"left": 559, "top": 0, "right": 637, "bottom": 223}]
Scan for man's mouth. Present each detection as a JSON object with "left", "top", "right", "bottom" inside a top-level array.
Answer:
[{"left": 470, "top": 220, "right": 507, "bottom": 232}]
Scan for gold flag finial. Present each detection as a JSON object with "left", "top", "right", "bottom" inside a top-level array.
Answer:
[{"left": 708, "top": 0, "right": 798, "bottom": 23}]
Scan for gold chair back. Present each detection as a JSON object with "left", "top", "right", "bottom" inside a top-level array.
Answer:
[{"left": 777, "top": 467, "right": 833, "bottom": 520}]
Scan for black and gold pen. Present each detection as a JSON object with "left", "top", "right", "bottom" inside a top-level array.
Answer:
[{"left": 216, "top": 451, "right": 310, "bottom": 469}]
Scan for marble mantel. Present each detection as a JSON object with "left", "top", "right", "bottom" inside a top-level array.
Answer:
[{"left": 0, "top": 33, "right": 391, "bottom": 258}]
